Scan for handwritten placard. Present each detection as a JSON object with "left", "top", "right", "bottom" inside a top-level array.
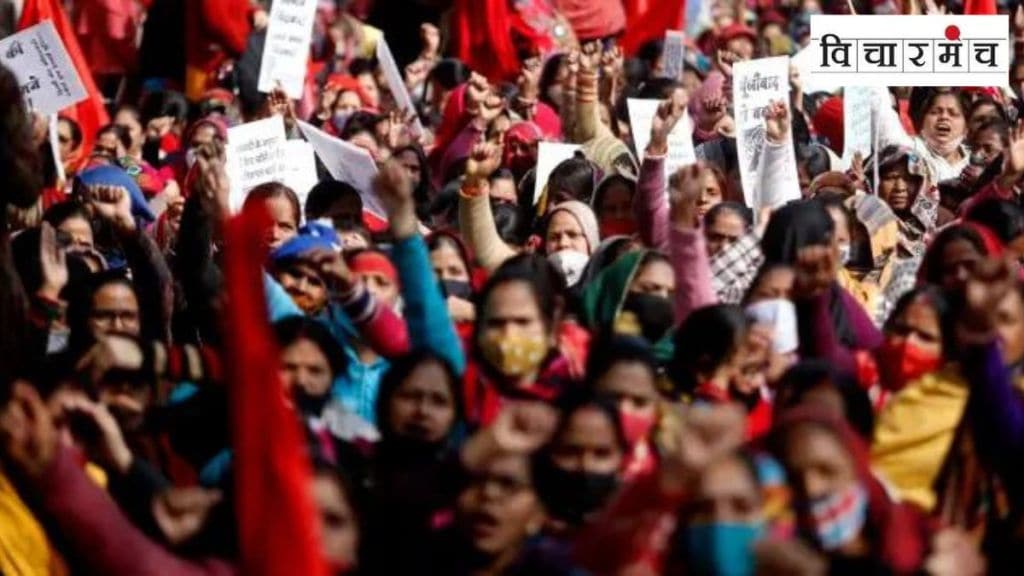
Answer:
[
  {"left": 627, "top": 98, "right": 696, "bottom": 181},
  {"left": 533, "top": 142, "right": 582, "bottom": 206},
  {"left": 258, "top": 0, "right": 317, "bottom": 98},
  {"left": 807, "top": 15, "right": 1010, "bottom": 87},
  {"left": 733, "top": 56, "right": 793, "bottom": 208},
  {"left": 661, "top": 30, "right": 686, "bottom": 80},
  {"left": 376, "top": 37, "right": 423, "bottom": 137},
  {"left": 225, "top": 116, "right": 288, "bottom": 212},
  {"left": 296, "top": 119, "right": 383, "bottom": 217},
  {"left": 842, "top": 86, "right": 874, "bottom": 168},
  {"left": 0, "top": 21, "right": 86, "bottom": 115}
]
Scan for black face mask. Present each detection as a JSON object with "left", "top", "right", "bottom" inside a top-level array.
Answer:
[
  {"left": 621, "top": 292, "right": 675, "bottom": 343},
  {"left": 533, "top": 460, "right": 619, "bottom": 525},
  {"left": 293, "top": 390, "right": 330, "bottom": 417},
  {"left": 441, "top": 279, "right": 473, "bottom": 301}
]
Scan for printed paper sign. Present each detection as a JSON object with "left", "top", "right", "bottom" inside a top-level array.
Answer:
[
  {"left": 296, "top": 120, "right": 383, "bottom": 216},
  {"left": 282, "top": 140, "right": 318, "bottom": 220},
  {"left": 807, "top": 15, "right": 1009, "bottom": 87},
  {"left": 627, "top": 98, "right": 696, "bottom": 180},
  {"left": 732, "top": 56, "right": 800, "bottom": 211},
  {"left": 533, "top": 142, "right": 581, "bottom": 206},
  {"left": 225, "top": 116, "right": 288, "bottom": 212},
  {"left": 0, "top": 21, "right": 86, "bottom": 115},
  {"left": 258, "top": 0, "right": 318, "bottom": 98},
  {"left": 660, "top": 30, "right": 686, "bottom": 80},
  {"left": 792, "top": 46, "right": 844, "bottom": 94},
  {"left": 842, "top": 86, "right": 874, "bottom": 168},
  {"left": 47, "top": 114, "right": 65, "bottom": 185},
  {"left": 376, "top": 37, "right": 424, "bottom": 137}
]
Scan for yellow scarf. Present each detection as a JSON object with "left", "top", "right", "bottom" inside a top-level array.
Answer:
[{"left": 0, "top": 470, "right": 66, "bottom": 576}]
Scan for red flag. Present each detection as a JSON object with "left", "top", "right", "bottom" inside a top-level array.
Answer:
[
  {"left": 963, "top": 0, "right": 996, "bottom": 14},
  {"left": 222, "top": 206, "right": 328, "bottom": 576},
  {"left": 622, "top": 0, "right": 686, "bottom": 56},
  {"left": 18, "top": 0, "right": 109, "bottom": 156}
]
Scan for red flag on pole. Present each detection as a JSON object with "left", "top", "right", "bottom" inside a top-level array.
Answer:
[
  {"left": 18, "top": 0, "right": 109, "bottom": 156},
  {"left": 222, "top": 205, "right": 328, "bottom": 576},
  {"left": 622, "top": 0, "right": 686, "bottom": 56},
  {"left": 963, "top": 0, "right": 996, "bottom": 14}
]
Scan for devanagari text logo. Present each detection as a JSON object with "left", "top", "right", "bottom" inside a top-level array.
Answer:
[{"left": 809, "top": 15, "right": 1009, "bottom": 87}]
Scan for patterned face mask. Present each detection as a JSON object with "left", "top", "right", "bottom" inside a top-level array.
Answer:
[
  {"left": 478, "top": 332, "right": 548, "bottom": 378},
  {"left": 807, "top": 483, "right": 868, "bottom": 551}
]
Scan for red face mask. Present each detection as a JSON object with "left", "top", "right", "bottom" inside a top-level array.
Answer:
[
  {"left": 876, "top": 338, "right": 943, "bottom": 391},
  {"left": 619, "top": 409, "right": 656, "bottom": 445},
  {"left": 600, "top": 217, "right": 637, "bottom": 238}
]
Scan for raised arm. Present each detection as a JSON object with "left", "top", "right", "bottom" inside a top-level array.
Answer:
[
  {"left": 458, "top": 142, "right": 517, "bottom": 272},
  {"left": 376, "top": 160, "right": 466, "bottom": 374},
  {"left": 667, "top": 163, "right": 718, "bottom": 323},
  {"left": 634, "top": 92, "right": 688, "bottom": 251},
  {"left": 759, "top": 100, "right": 801, "bottom": 212}
]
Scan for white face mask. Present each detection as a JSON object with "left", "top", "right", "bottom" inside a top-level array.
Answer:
[
  {"left": 745, "top": 298, "right": 799, "bottom": 354},
  {"left": 547, "top": 250, "right": 590, "bottom": 287}
]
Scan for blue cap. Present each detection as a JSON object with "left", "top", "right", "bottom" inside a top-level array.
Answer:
[
  {"left": 270, "top": 222, "right": 341, "bottom": 264},
  {"left": 77, "top": 165, "right": 156, "bottom": 224}
]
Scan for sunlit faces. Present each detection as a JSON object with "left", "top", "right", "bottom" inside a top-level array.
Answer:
[
  {"left": 780, "top": 423, "right": 858, "bottom": 504},
  {"left": 877, "top": 163, "right": 916, "bottom": 213},
  {"left": 546, "top": 211, "right": 589, "bottom": 254},
  {"left": 279, "top": 338, "right": 334, "bottom": 399},
  {"left": 885, "top": 296, "right": 942, "bottom": 358},
  {"left": 312, "top": 471, "right": 360, "bottom": 570},
  {"left": 394, "top": 148, "right": 424, "bottom": 191},
  {"left": 277, "top": 262, "right": 329, "bottom": 315},
  {"left": 705, "top": 210, "right": 746, "bottom": 258},
  {"left": 356, "top": 268, "right": 399, "bottom": 309},
  {"left": 481, "top": 281, "right": 548, "bottom": 343},
  {"left": 746, "top": 266, "right": 795, "bottom": 304},
  {"left": 430, "top": 241, "right": 471, "bottom": 283},
  {"left": 968, "top": 126, "right": 1006, "bottom": 165},
  {"left": 457, "top": 453, "right": 543, "bottom": 557},
  {"left": 264, "top": 195, "right": 299, "bottom": 251},
  {"left": 628, "top": 259, "right": 675, "bottom": 300},
  {"left": 696, "top": 171, "right": 725, "bottom": 218},
  {"left": 387, "top": 359, "right": 457, "bottom": 444},
  {"left": 920, "top": 94, "right": 966, "bottom": 151},
  {"left": 88, "top": 282, "right": 141, "bottom": 339}
]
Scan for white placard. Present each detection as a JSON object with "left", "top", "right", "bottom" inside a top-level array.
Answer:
[
  {"left": 296, "top": 119, "right": 383, "bottom": 217},
  {"left": 661, "top": 30, "right": 686, "bottom": 80},
  {"left": 225, "top": 116, "right": 288, "bottom": 212},
  {"left": 258, "top": 0, "right": 318, "bottom": 98},
  {"left": 793, "top": 46, "right": 844, "bottom": 95},
  {"left": 282, "top": 140, "right": 318, "bottom": 220},
  {"left": 733, "top": 56, "right": 792, "bottom": 208},
  {"left": 533, "top": 142, "right": 581, "bottom": 206},
  {"left": 0, "top": 21, "right": 86, "bottom": 115},
  {"left": 627, "top": 98, "right": 696, "bottom": 181},
  {"left": 807, "top": 15, "right": 1010, "bottom": 87},
  {"left": 376, "top": 37, "right": 423, "bottom": 137},
  {"left": 842, "top": 86, "right": 874, "bottom": 168}
]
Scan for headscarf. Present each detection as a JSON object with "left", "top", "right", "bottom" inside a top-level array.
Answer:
[
  {"left": 349, "top": 249, "right": 399, "bottom": 287},
  {"left": 548, "top": 201, "right": 600, "bottom": 254},
  {"left": 503, "top": 121, "right": 543, "bottom": 177},
  {"left": 812, "top": 97, "right": 844, "bottom": 155},
  {"left": 771, "top": 407, "right": 926, "bottom": 574}
]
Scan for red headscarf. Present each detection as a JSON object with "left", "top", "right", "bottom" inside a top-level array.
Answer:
[{"left": 349, "top": 249, "right": 399, "bottom": 287}]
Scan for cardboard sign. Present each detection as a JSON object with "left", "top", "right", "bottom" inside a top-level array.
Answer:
[
  {"left": 807, "top": 15, "right": 1010, "bottom": 87},
  {"left": 627, "top": 98, "right": 696, "bottom": 181},
  {"left": 376, "top": 37, "right": 424, "bottom": 137},
  {"left": 296, "top": 120, "right": 383, "bottom": 216},
  {"left": 282, "top": 140, "right": 318, "bottom": 220},
  {"left": 660, "top": 30, "right": 686, "bottom": 80},
  {"left": 258, "top": 0, "right": 318, "bottom": 98},
  {"left": 0, "top": 20, "right": 86, "bottom": 114},
  {"left": 533, "top": 142, "right": 581, "bottom": 206},
  {"left": 732, "top": 56, "right": 799, "bottom": 210},
  {"left": 842, "top": 86, "right": 874, "bottom": 168},
  {"left": 225, "top": 116, "right": 288, "bottom": 212}
]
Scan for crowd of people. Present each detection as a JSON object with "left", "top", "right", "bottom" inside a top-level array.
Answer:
[{"left": 4, "top": 0, "right": 1024, "bottom": 574}]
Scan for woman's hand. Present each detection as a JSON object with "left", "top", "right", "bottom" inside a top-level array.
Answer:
[
  {"left": 53, "top": 391, "right": 133, "bottom": 474},
  {"left": 648, "top": 89, "right": 688, "bottom": 156},
  {"left": 764, "top": 100, "right": 790, "bottom": 145},
  {"left": 85, "top": 184, "right": 136, "bottom": 234},
  {"left": 374, "top": 159, "right": 418, "bottom": 239},
  {"left": 669, "top": 162, "right": 705, "bottom": 230},
  {"left": 465, "top": 141, "right": 502, "bottom": 188},
  {"left": 153, "top": 487, "right": 223, "bottom": 546},
  {"left": 447, "top": 296, "right": 476, "bottom": 323}
]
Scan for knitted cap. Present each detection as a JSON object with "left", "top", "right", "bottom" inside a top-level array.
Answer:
[
  {"left": 549, "top": 200, "right": 600, "bottom": 253},
  {"left": 812, "top": 96, "right": 844, "bottom": 154}
]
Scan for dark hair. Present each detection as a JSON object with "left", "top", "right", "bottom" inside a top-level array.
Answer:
[
  {"left": 671, "top": 304, "right": 748, "bottom": 394},
  {"left": 774, "top": 360, "right": 874, "bottom": 440},
  {"left": 539, "top": 54, "right": 566, "bottom": 109},
  {"left": 305, "top": 180, "right": 361, "bottom": 221},
  {"left": 474, "top": 253, "right": 565, "bottom": 337},
  {"left": 428, "top": 58, "right": 471, "bottom": 92},
  {"left": 272, "top": 316, "right": 347, "bottom": 378},
  {"left": 548, "top": 154, "right": 597, "bottom": 204},
  {"left": 637, "top": 78, "right": 684, "bottom": 101},
  {"left": 0, "top": 63, "right": 42, "bottom": 212},
  {"left": 969, "top": 97, "right": 1009, "bottom": 124},
  {"left": 492, "top": 200, "right": 524, "bottom": 245},
  {"left": 909, "top": 88, "right": 970, "bottom": 132},
  {"left": 375, "top": 350, "right": 462, "bottom": 441},
  {"left": 884, "top": 285, "right": 953, "bottom": 352},
  {"left": 66, "top": 270, "right": 140, "bottom": 354},
  {"left": 242, "top": 182, "right": 301, "bottom": 226},
  {"left": 965, "top": 198, "right": 1024, "bottom": 245},
  {"left": 58, "top": 115, "right": 84, "bottom": 149},
  {"left": 140, "top": 90, "right": 188, "bottom": 125},
  {"left": 539, "top": 391, "right": 628, "bottom": 465},
  {"left": 339, "top": 111, "right": 381, "bottom": 141},
  {"left": 592, "top": 175, "right": 636, "bottom": 217},
  {"left": 393, "top": 145, "right": 433, "bottom": 221},
  {"left": 586, "top": 334, "right": 658, "bottom": 387},
  {"left": 44, "top": 200, "right": 91, "bottom": 229},
  {"left": 348, "top": 57, "right": 378, "bottom": 78},
  {"left": 921, "top": 225, "right": 988, "bottom": 287},
  {"left": 971, "top": 117, "right": 1010, "bottom": 147},
  {"left": 97, "top": 124, "right": 132, "bottom": 151},
  {"left": 426, "top": 233, "right": 471, "bottom": 277},
  {"left": 743, "top": 261, "right": 794, "bottom": 305},
  {"left": 705, "top": 201, "right": 753, "bottom": 230}
]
